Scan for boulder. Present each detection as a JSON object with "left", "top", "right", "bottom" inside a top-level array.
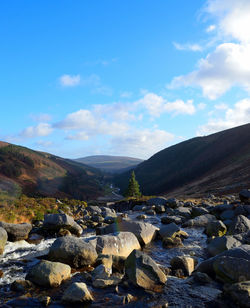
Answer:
[
  {"left": 228, "top": 215, "right": 250, "bottom": 235},
  {"left": 161, "top": 216, "right": 182, "bottom": 225},
  {"left": 175, "top": 207, "right": 191, "bottom": 218},
  {"left": 170, "top": 256, "right": 196, "bottom": 276},
  {"left": 183, "top": 214, "right": 216, "bottom": 228},
  {"left": 213, "top": 256, "right": 250, "bottom": 283},
  {"left": 43, "top": 213, "right": 82, "bottom": 236},
  {"left": 162, "top": 237, "right": 183, "bottom": 248},
  {"left": 86, "top": 205, "right": 102, "bottom": 215},
  {"left": 88, "top": 232, "right": 140, "bottom": 258},
  {"left": 235, "top": 204, "right": 250, "bottom": 217},
  {"left": 0, "top": 221, "right": 32, "bottom": 241},
  {"left": 159, "top": 223, "right": 180, "bottom": 239},
  {"left": 125, "top": 249, "right": 167, "bottom": 291},
  {"left": 101, "top": 207, "right": 117, "bottom": 218},
  {"left": 195, "top": 245, "right": 250, "bottom": 278},
  {"left": 191, "top": 207, "right": 209, "bottom": 217},
  {"left": 239, "top": 189, "right": 250, "bottom": 204},
  {"left": 147, "top": 197, "right": 167, "bottom": 206},
  {"left": 26, "top": 260, "right": 71, "bottom": 287},
  {"left": 98, "top": 219, "right": 158, "bottom": 246},
  {"left": 48, "top": 236, "right": 97, "bottom": 267},
  {"left": 165, "top": 198, "right": 180, "bottom": 208},
  {"left": 92, "top": 264, "right": 111, "bottom": 280},
  {"left": 0, "top": 227, "right": 7, "bottom": 254},
  {"left": 155, "top": 205, "right": 166, "bottom": 214},
  {"left": 205, "top": 220, "right": 227, "bottom": 237},
  {"left": 11, "top": 280, "right": 34, "bottom": 293},
  {"left": 132, "top": 204, "right": 146, "bottom": 211},
  {"left": 225, "top": 281, "right": 250, "bottom": 308},
  {"left": 62, "top": 282, "right": 93, "bottom": 303},
  {"left": 220, "top": 210, "right": 235, "bottom": 221},
  {"left": 207, "top": 235, "right": 242, "bottom": 256}
]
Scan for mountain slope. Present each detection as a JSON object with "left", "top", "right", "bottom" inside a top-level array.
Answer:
[
  {"left": 114, "top": 123, "right": 250, "bottom": 197},
  {"left": 0, "top": 143, "right": 104, "bottom": 200},
  {"left": 75, "top": 155, "right": 143, "bottom": 173}
]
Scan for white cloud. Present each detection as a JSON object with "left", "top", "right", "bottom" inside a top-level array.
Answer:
[
  {"left": 66, "top": 132, "right": 89, "bottom": 141},
  {"left": 20, "top": 123, "right": 53, "bottom": 138},
  {"left": 214, "top": 103, "right": 228, "bottom": 110},
  {"left": 197, "top": 103, "right": 207, "bottom": 110},
  {"left": 30, "top": 113, "right": 52, "bottom": 122},
  {"left": 173, "top": 42, "right": 203, "bottom": 52},
  {"left": 120, "top": 91, "right": 133, "bottom": 98},
  {"left": 59, "top": 73, "right": 113, "bottom": 95},
  {"left": 55, "top": 109, "right": 128, "bottom": 139},
  {"left": 170, "top": 1, "right": 250, "bottom": 99},
  {"left": 59, "top": 74, "right": 81, "bottom": 87},
  {"left": 205, "top": 0, "right": 250, "bottom": 43},
  {"left": 138, "top": 93, "right": 196, "bottom": 117},
  {"left": 206, "top": 24, "right": 216, "bottom": 32},
  {"left": 170, "top": 43, "right": 250, "bottom": 99},
  {"left": 197, "top": 98, "right": 250, "bottom": 135},
  {"left": 110, "top": 129, "right": 175, "bottom": 159}
]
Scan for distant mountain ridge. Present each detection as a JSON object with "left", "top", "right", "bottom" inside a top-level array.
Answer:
[
  {"left": 0, "top": 143, "right": 104, "bottom": 200},
  {"left": 114, "top": 123, "right": 250, "bottom": 197},
  {"left": 75, "top": 155, "right": 143, "bottom": 173}
]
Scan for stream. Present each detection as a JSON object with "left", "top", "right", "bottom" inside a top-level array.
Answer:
[{"left": 0, "top": 211, "right": 220, "bottom": 307}]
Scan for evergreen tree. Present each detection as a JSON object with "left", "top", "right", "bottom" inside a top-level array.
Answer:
[{"left": 125, "top": 171, "right": 141, "bottom": 197}]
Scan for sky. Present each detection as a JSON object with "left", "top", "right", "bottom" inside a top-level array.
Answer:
[{"left": 0, "top": 0, "right": 250, "bottom": 159}]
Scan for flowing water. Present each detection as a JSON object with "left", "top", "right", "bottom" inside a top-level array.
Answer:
[{"left": 0, "top": 212, "right": 216, "bottom": 307}]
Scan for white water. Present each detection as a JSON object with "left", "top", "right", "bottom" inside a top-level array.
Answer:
[{"left": 0, "top": 238, "right": 56, "bottom": 286}]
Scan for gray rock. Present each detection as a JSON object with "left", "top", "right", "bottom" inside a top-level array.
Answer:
[
  {"left": 86, "top": 205, "right": 102, "bottom": 215},
  {"left": 183, "top": 214, "right": 216, "bottom": 228},
  {"left": 26, "top": 260, "right": 71, "bottom": 287},
  {"left": 125, "top": 249, "right": 167, "bottom": 291},
  {"left": 220, "top": 209, "right": 235, "bottom": 220},
  {"left": 228, "top": 215, "right": 250, "bottom": 235},
  {"left": 43, "top": 213, "right": 82, "bottom": 236},
  {"left": 62, "top": 282, "right": 93, "bottom": 303},
  {"left": 0, "top": 227, "right": 7, "bottom": 254},
  {"left": 225, "top": 281, "right": 250, "bottom": 308},
  {"left": 175, "top": 207, "right": 191, "bottom": 218},
  {"left": 159, "top": 223, "right": 180, "bottom": 239},
  {"left": 155, "top": 205, "right": 166, "bottom": 214},
  {"left": 166, "top": 198, "right": 181, "bottom": 209},
  {"left": 161, "top": 216, "right": 182, "bottom": 225},
  {"left": 101, "top": 207, "right": 117, "bottom": 218},
  {"left": 93, "top": 276, "right": 123, "bottom": 288},
  {"left": 92, "top": 264, "right": 111, "bottom": 280},
  {"left": 98, "top": 219, "right": 158, "bottom": 246},
  {"left": 147, "top": 197, "right": 167, "bottom": 206},
  {"left": 195, "top": 245, "right": 250, "bottom": 277},
  {"left": 88, "top": 232, "right": 140, "bottom": 258},
  {"left": 0, "top": 222, "right": 32, "bottom": 241},
  {"left": 239, "top": 189, "right": 250, "bottom": 204},
  {"left": 48, "top": 236, "right": 97, "bottom": 267},
  {"left": 145, "top": 209, "right": 156, "bottom": 216},
  {"left": 205, "top": 220, "right": 227, "bottom": 237},
  {"left": 132, "top": 204, "right": 146, "bottom": 211},
  {"left": 170, "top": 256, "right": 196, "bottom": 276},
  {"left": 213, "top": 256, "right": 250, "bottom": 283},
  {"left": 207, "top": 235, "right": 242, "bottom": 256},
  {"left": 191, "top": 207, "right": 209, "bottom": 217}
]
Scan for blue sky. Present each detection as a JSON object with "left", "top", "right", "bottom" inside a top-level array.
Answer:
[{"left": 0, "top": 0, "right": 250, "bottom": 159}]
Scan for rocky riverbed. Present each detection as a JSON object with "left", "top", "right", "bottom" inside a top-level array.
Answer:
[{"left": 0, "top": 190, "right": 250, "bottom": 307}]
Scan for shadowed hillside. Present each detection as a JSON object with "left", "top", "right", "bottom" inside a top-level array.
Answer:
[
  {"left": 0, "top": 143, "right": 104, "bottom": 200},
  {"left": 114, "top": 123, "right": 250, "bottom": 197},
  {"left": 75, "top": 155, "right": 143, "bottom": 173}
]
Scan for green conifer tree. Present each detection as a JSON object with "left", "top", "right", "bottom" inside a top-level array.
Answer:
[{"left": 125, "top": 171, "right": 141, "bottom": 198}]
